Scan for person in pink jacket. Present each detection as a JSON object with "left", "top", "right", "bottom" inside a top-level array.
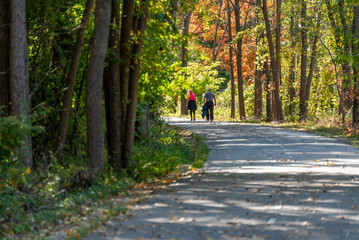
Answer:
[{"left": 187, "top": 90, "right": 197, "bottom": 121}]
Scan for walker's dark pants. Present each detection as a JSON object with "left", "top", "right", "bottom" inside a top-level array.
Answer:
[
  {"left": 206, "top": 101, "right": 214, "bottom": 121},
  {"left": 190, "top": 109, "right": 196, "bottom": 119}
]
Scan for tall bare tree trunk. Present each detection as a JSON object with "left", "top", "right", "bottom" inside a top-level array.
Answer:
[
  {"left": 10, "top": 0, "right": 32, "bottom": 167},
  {"left": 104, "top": 0, "right": 121, "bottom": 171},
  {"left": 119, "top": 0, "right": 135, "bottom": 138},
  {"left": 122, "top": 0, "right": 150, "bottom": 167},
  {"left": 254, "top": 55, "right": 263, "bottom": 119},
  {"left": 234, "top": 0, "right": 246, "bottom": 120},
  {"left": 288, "top": 55, "right": 296, "bottom": 116},
  {"left": 0, "top": 0, "right": 10, "bottom": 116},
  {"left": 85, "top": 0, "right": 111, "bottom": 177},
  {"left": 180, "top": 11, "right": 192, "bottom": 115},
  {"left": 305, "top": 17, "right": 320, "bottom": 102},
  {"left": 264, "top": 58, "right": 272, "bottom": 121},
  {"left": 288, "top": 5, "right": 296, "bottom": 117},
  {"left": 299, "top": 0, "right": 308, "bottom": 121},
  {"left": 353, "top": 5, "right": 359, "bottom": 125},
  {"left": 254, "top": 0, "right": 263, "bottom": 119},
  {"left": 276, "top": 0, "right": 282, "bottom": 91},
  {"left": 226, "top": 0, "right": 235, "bottom": 118},
  {"left": 56, "top": 0, "right": 94, "bottom": 158},
  {"left": 262, "top": 0, "right": 283, "bottom": 121},
  {"left": 300, "top": 9, "right": 320, "bottom": 122}
]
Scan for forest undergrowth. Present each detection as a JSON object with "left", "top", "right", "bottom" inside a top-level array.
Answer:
[{"left": 0, "top": 119, "right": 208, "bottom": 240}]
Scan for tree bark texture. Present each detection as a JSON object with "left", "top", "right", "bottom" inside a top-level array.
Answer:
[
  {"left": 264, "top": 58, "right": 272, "bottom": 121},
  {"left": 104, "top": 0, "right": 122, "bottom": 171},
  {"left": 234, "top": 0, "right": 246, "bottom": 120},
  {"left": 305, "top": 17, "right": 320, "bottom": 103},
  {"left": 85, "top": 0, "right": 111, "bottom": 176},
  {"left": 180, "top": 11, "right": 192, "bottom": 115},
  {"left": 262, "top": 0, "right": 283, "bottom": 121},
  {"left": 353, "top": 5, "right": 359, "bottom": 125},
  {"left": 119, "top": 0, "right": 135, "bottom": 134},
  {"left": 254, "top": 55, "right": 263, "bottom": 119},
  {"left": 180, "top": 90, "right": 188, "bottom": 116},
  {"left": 254, "top": 0, "right": 263, "bottom": 119},
  {"left": 276, "top": 0, "right": 282, "bottom": 87},
  {"left": 10, "top": 0, "right": 33, "bottom": 167},
  {"left": 56, "top": 0, "right": 94, "bottom": 158},
  {"left": 299, "top": 0, "right": 308, "bottom": 121},
  {"left": 122, "top": 0, "right": 150, "bottom": 167},
  {"left": 0, "top": 0, "right": 11, "bottom": 116},
  {"left": 288, "top": 54, "right": 296, "bottom": 116},
  {"left": 226, "top": 0, "right": 235, "bottom": 118},
  {"left": 288, "top": 6, "right": 296, "bottom": 116}
]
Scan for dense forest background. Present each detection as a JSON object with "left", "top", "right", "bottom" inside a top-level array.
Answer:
[{"left": 0, "top": 0, "right": 359, "bottom": 237}]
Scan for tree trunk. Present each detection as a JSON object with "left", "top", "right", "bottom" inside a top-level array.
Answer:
[
  {"left": 264, "top": 58, "right": 272, "bottom": 121},
  {"left": 254, "top": 59, "right": 263, "bottom": 119},
  {"left": 122, "top": 0, "right": 150, "bottom": 167},
  {"left": 10, "top": 0, "right": 32, "bottom": 167},
  {"left": 276, "top": 0, "right": 282, "bottom": 90},
  {"left": 353, "top": 5, "right": 359, "bottom": 125},
  {"left": 180, "top": 11, "right": 192, "bottom": 115},
  {"left": 0, "top": 0, "right": 10, "bottom": 116},
  {"left": 254, "top": 0, "right": 263, "bottom": 120},
  {"left": 119, "top": 0, "right": 135, "bottom": 136},
  {"left": 180, "top": 89, "right": 188, "bottom": 115},
  {"left": 56, "top": 0, "right": 94, "bottom": 158},
  {"left": 288, "top": 54, "right": 296, "bottom": 116},
  {"left": 288, "top": 6, "right": 296, "bottom": 117},
  {"left": 299, "top": 0, "right": 308, "bottom": 121},
  {"left": 85, "top": 0, "right": 111, "bottom": 177},
  {"left": 262, "top": 0, "right": 283, "bottom": 122},
  {"left": 104, "top": 0, "right": 122, "bottom": 171},
  {"left": 234, "top": 0, "right": 245, "bottom": 120},
  {"left": 305, "top": 17, "right": 321, "bottom": 103},
  {"left": 226, "top": 0, "right": 235, "bottom": 118}
]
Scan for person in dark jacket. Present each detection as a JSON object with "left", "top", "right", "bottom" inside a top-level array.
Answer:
[
  {"left": 187, "top": 89, "right": 197, "bottom": 121},
  {"left": 203, "top": 88, "right": 216, "bottom": 121}
]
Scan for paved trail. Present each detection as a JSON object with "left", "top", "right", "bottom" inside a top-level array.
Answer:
[{"left": 85, "top": 118, "right": 359, "bottom": 240}]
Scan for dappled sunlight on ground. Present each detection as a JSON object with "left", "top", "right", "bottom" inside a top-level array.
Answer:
[{"left": 85, "top": 118, "right": 359, "bottom": 240}]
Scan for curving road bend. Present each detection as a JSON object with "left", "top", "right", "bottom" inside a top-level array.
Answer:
[{"left": 85, "top": 117, "right": 359, "bottom": 240}]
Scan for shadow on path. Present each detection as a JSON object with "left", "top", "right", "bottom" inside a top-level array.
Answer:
[{"left": 85, "top": 118, "right": 359, "bottom": 240}]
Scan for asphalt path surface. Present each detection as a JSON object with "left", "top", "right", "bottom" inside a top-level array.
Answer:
[{"left": 85, "top": 117, "right": 359, "bottom": 240}]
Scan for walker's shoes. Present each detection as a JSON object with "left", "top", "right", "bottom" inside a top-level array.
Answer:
[
  {"left": 191, "top": 119, "right": 193, "bottom": 121},
  {"left": 194, "top": 117, "right": 196, "bottom": 121}
]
